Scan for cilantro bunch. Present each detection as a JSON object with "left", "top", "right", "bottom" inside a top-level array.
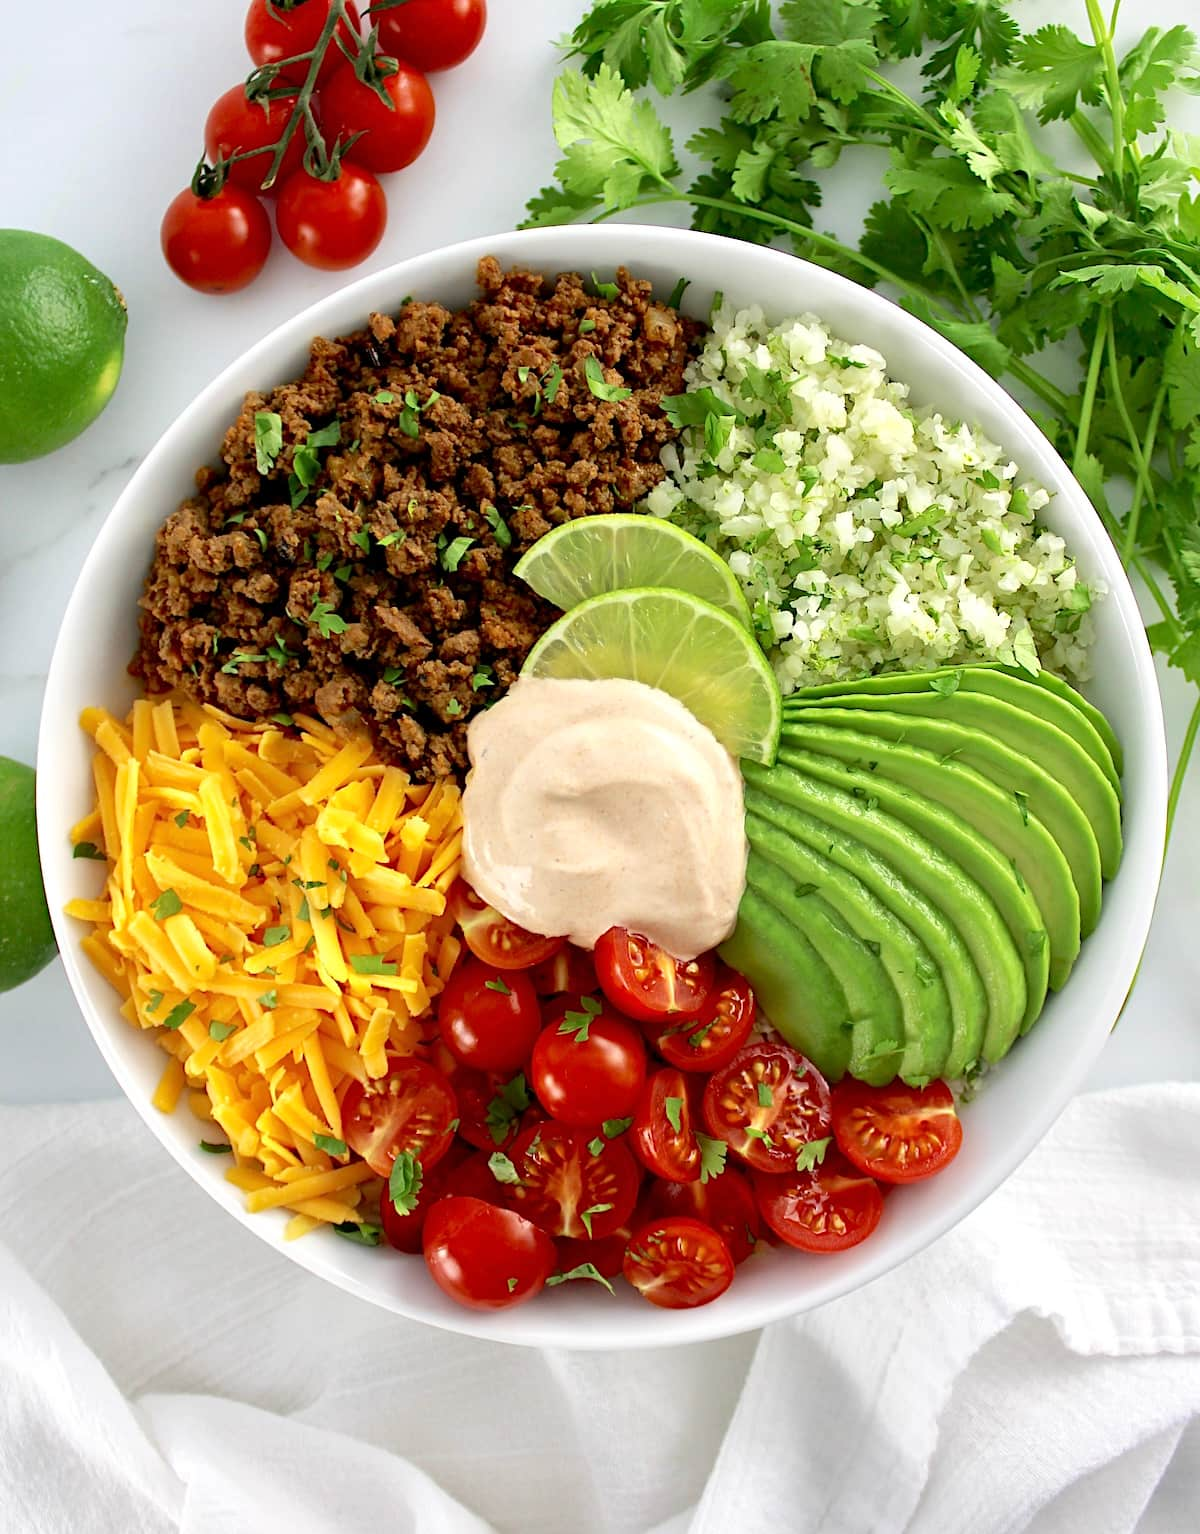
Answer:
[{"left": 524, "top": 0, "right": 1200, "bottom": 841}]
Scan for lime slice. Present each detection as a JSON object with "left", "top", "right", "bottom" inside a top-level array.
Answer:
[
  {"left": 514, "top": 514, "right": 752, "bottom": 629},
  {"left": 523, "top": 587, "right": 781, "bottom": 764}
]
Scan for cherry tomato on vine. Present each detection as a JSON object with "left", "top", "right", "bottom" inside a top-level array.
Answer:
[
  {"left": 376, "top": 0, "right": 486, "bottom": 73},
  {"left": 530, "top": 1000, "right": 646, "bottom": 1126},
  {"left": 644, "top": 1166, "right": 761, "bottom": 1265},
  {"left": 275, "top": 161, "right": 387, "bottom": 270},
  {"left": 650, "top": 965, "right": 756, "bottom": 1074},
  {"left": 437, "top": 956, "right": 541, "bottom": 1074},
  {"left": 321, "top": 59, "right": 435, "bottom": 173},
  {"left": 831, "top": 1078, "right": 963, "bottom": 1184},
  {"left": 161, "top": 185, "right": 272, "bottom": 294},
  {"left": 594, "top": 927, "right": 715, "bottom": 1024},
  {"left": 450, "top": 880, "right": 565, "bottom": 970},
  {"left": 623, "top": 1216, "right": 734, "bottom": 1309},
  {"left": 203, "top": 86, "right": 306, "bottom": 194},
  {"left": 423, "top": 1196, "right": 555, "bottom": 1310},
  {"left": 702, "top": 1039, "right": 832, "bottom": 1174},
  {"left": 341, "top": 1058, "right": 457, "bottom": 1175},
  {"left": 630, "top": 1068, "right": 702, "bottom": 1183},
  {"left": 244, "top": 0, "right": 363, "bottom": 86},
  {"left": 505, "top": 1121, "right": 640, "bottom": 1240},
  {"left": 752, "top": 1150, "right": 884, "bottom": 1253}
]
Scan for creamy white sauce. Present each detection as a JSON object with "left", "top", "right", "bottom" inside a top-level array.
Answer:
[{"left": 462, "top": 676, "right": 748, "bottom": 960}]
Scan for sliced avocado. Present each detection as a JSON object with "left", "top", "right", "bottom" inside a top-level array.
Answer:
[
  {"left": 1000, "top": 666, "right": 1123, "bottom": 776},
  {"left": 793, "top": 665, "right": 1121, "bottom": 795},
  {"left": 775, "top": 742, "right": 1050, "bottom": 1033},
  {"left": 783, "top": 690, "right": 1122, "bottom": 880},
  {"left": 719, "top": 881, "right": 854, "bottom": 1080},
  {"left": 782, "top": 705, "right": 1104, "bottom": 936},
  {"left": 745, "top": 757, "right": 1027, "bottom": 1064},
  {"left": 744, "top": 801, "right": 960, "bottom": 1084},
  {"left": 775, "top": 719, "right": 1080, "bottom": 990}
]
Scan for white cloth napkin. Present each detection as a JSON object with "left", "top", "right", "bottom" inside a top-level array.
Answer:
[{"left": 1, "top": 1083, "right": 1198, "bottom": 1534}]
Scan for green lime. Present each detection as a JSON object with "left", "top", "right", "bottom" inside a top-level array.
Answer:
[
  {"left": 0, "top": 757, "right": 57, "bottom": 991},
  {"left": 515, "top": 513, "right": 752, "bottom": 628},
  {"left": 0, "top": 230, "right": 127, "bottom": 464},
  {"left": 523, "top": 587, "right": 782, "bottom": 763}
]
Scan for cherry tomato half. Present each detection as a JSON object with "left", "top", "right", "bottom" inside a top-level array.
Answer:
[
  {"left": 320, "top": 58, "right": 435, "bottom": 174},
  {"left": 644, "top": 1165, "right": 761, "bottom": 1265},
  {"left": 450, "top": 880, "right": 566, "bottom": 970},
  {"left": 630, "top": 1068, "right": 701, "bottom": 1183},
  {"left": 531, "top": 1000, "right": 646, "bottom": 1127},
  {"left": 506, "top": 1121, "right": 640, "bottom": 1240},
  {"left": 594, "top": 928, "right": 715, "bottom": 1024},
  {"left": 423, "top": 1196, "right": 555, "bottom": 1310},
  {"left": 341, "top": 1058, "right": 457, "bottom": 1176},
  {"left": 161, "top": 185, "right": 272, "bottom": 294},
  {"left": 832, "top": 1078, "right": 963, "bottom": 1184},
  {"left": 752, "top": 1149, "right": 884, "bottom": 1253},
  {"left": 623, "top": 1216, "right": 734, "bottom": 1309},
  {"left": 376, "top": 0, "right": 486, "bottom": 73},
  {"left": 650, "top": 964, "right": 756, "bottom": 1073},
  {"left": 244, "top": 0, "right": 362, "bottom": 86},
  {"left": 529, "top": 945, "right": 597, "bottom": 998},
  {"left": 275, "top": 161, "right": 387, "bottom": 270},
  {"left": 437, "top": 956, "right": 541, "bottom": 1074},
  {"left": 702, "top": 1040, "right": 832, "bottom": 1174}
]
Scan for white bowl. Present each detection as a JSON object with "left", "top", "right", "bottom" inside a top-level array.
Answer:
[{"left": 38, "top": 225, "right": 1167, "bottom": 1348}]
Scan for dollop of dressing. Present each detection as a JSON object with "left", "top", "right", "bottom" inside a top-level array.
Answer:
[{"left": 462, "top": 676, "right": 748, "bottom": 960}]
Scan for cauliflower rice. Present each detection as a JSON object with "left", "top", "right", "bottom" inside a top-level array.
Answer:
[{"left": 643, "top": 301, "right": 1098, "bottom": 692}]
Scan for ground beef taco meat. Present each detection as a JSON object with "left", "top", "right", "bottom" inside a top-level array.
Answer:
[{"left": 133, "top": 258, "right": 704, "bottom": 779}]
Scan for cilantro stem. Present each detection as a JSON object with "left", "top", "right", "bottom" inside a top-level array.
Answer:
[
  {"left": 1073, "top": 315, "right": 1109, "bottom": 476},
  {"left": 1005, "top": 357, "right": 1071, "bottom": 417},
  {"left": 1166, "top": 697, "right": 1200, "bottom": 843},
  {"left": 1069, "top": 111, "right": 1113, "bottom": 175},
  {"left": 913, "top": 214, "right": 982, "bottom": 320},
  {"left": 1124, "top": 376, "right": 1167, "bottom": 562},
  {"left": 1104, "top": 322, "right": 1159, "bottom": 525},
  {"left": 1084, "top": 0, "right": 1125, "bottom": 168}
]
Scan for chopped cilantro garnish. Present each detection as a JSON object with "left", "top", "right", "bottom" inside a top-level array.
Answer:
[
  {"left": 543, "top": 363, "right": 564, "bottom": 405},
  {"left": 388, "top": 1150, "right": 423, "bottom": 1213},
  {"left": 601, "top": 1116, "right": 632, "bottom": 1139},
  {"left": 199, "top": 1140, "right": 233, "bottom": 1155},
  {"left": 254, "top": 410, "right": 283, "bottom": 475},
  {"left": 375, "top": 390, "right": 395, "bottom": 404},
  {"left": 558, "top": 994, "right": 602, "bottom": 1041},
  {"left": 350, "top": 953, "right": 398, "bottom": 976},
  {"left": 756, "top": 1081, "right": 773, "bottom": 1108},
  {"left": 485, "top": 977, "right": 511, "bottom": 995},
  {"left": 697, "top": 1134, "right": 727, "bottom": 1184},
  {"left": 471, "top": 665, "right": 494, "bottom": 691},
  {"left": 578, "top": 318, "right": 596, "bottom": 333},
  {"left": 590, "top": 272, "right": 619, "bottom": 300},
  {"left": 795, "top": 1137, "right": 832, "bottom": 1174},
  {"left": 488, "top": 1151, "right": 522, "bottom": 1185},
  {"left": 263, "top": 925, "right": 290, "bottom": 948},
  {"left": 162, "top": 999, "right": 195, "bottom": 1031},
  {"left": 208, "top": 1019, "right": 236, "bottom": 1042},
  {"left": 377, "top": 529, "right": 406, "bottom": 547},
  {"left": 315, "top": 1133, "right": 348, "bottom": 1157},
  {"left": 441, "top": 536, "right": 475, "bottom": 572},
  {"left": 484, "top": 503, "right": 512, "bottom": 548},
  {"left": 664, "top": 1096, "right": 684, "bottom": 1133},
  {"left": 333, "top": 1221, "right": 382, "bottom": 1246},
  {"left": 445, "top": 699, "right": 462, "bottom": 716},
  {"left": 929, "top": 672, "right": 962, "bottom": 698},
  {"left": 583, "top": 353, "right": 632, "bottom": 402},
  {"left": 309, "top": 600, "right": 347, "bottom": 639},
  {"left": 259, "top": 989, "right": 278, "bottom": 1010},
  {"left": 1014, "top": 790, "right": 1030, "bottom": 826},
  {"left": 666, "top": 276, "right": 689, "bottom": 308},
  {"left": 579, "top": 1203, "right": 613, "bottom": 1238},
  {"left": 150, "top": 888, "right": 182, "bottom": 922},
  {"left": 72, "top": 841, "right": 106, "bottom": 861},
  {"left": 507, "top": 1277, "right": 519, "bottom": 1293},
  {"left": 220, "top": 650, "right": 266, "bottom": 675},
  {"left": 485, "top": 1073, "right": 532, "bottom": 1144},
  {"left": 546, "top": 1262, "right": 614, "bottom": 1294},
  {"left": 146, "top": 990, "right": 164, "bottom": 1014},
  {"left": 174, "top": 811, "right": 190, "bottom": 829}
]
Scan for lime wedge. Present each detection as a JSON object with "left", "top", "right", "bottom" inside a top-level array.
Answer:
[
  {"left": 523, "top": 587, "right": 781, "bottom": 764},
  {"left": 514, "top": 514, "right": 752, "bottom": 629}
]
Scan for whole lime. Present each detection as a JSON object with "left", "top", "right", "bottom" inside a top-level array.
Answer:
[
  {"left": 0, "top": 230, "right": 127, "bottom": 464},
  {"left": 0, "top": 756, "right": 58, "bottom": 991}
]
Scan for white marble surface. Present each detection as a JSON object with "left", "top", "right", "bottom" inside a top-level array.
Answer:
[{"left": 2, "top": 0, "right": 1198, "bottom": 1102}]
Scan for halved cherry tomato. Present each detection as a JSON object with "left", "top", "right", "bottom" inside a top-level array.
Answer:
[
  {"left": 623, "top": 1216, "right": 734, "bottom": 1309},
  {"left": 644, "top": 1165, "right": 761, "bottom": 1265},
  {"left": 380, "top": 1140, "right": 471, "bottom": 1253},
  {"left": 630, "top": 1068, "right": 701, "bottom": 1183},
  {"left": 450, "top": 880, "right": 566, "bottom": 970},
  {"left": 320, "top": 58, "right": 435, "bottom": 174},
  {"left": 451, "top": 1067, "right": 530, "bottom": 1152},
  {"left": 529, "top": 945, "right": 597, "bottom": 998},
  {"left": 341, "top": 1058, "right": 457, "bottom": 1176},
  {"left": 204, "top": 86, "right": 306, "bottom": 194},
  {"left": 423, "top": 1196, "right": 555, "bottom": 1310},
  {"left": 702, "top": 1040, "right": 832, "bottom": 1174},
  {"left": 244, "top": 0, "right": 362, "bottom": 86},
  {"left": 506, "top": 1121, "right": 639, "bottom": 1240},
  {"left": 437, "top": 956, "right": 541, "bottom": 1074},
  {"left": 650, "top": 964, "right": 756, "bottom": 1073},
  {"left": 832, "top": 1078, "right": 963, "bottom": 1184},
  {"left": 530, "top": 1001, "right": 646, "bottom": 1126},
  {"left": 594, "top": 928, "right": 715, "bottom": 1023},
  {"left": 752, "top": 1149, "right": 884, "bottom": 1253}
]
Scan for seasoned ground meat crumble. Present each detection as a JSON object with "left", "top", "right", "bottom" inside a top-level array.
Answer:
[{"left": 133, "top": 258, "right": 704, "bottom": 779}]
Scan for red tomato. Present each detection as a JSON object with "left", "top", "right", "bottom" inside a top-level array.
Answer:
[
  {"left": 645, "top": 1166, "right": 761, "bottom": 1265},
  {"left": 161, "top": 185, "right": 271, "bottom": 294},
  {"left": 444, "top": 1148, "right": 510, "bottom": 1202},
  {"left": 450, "top": 880, "right": 566, "bottom": 970},
  {"left": 753, "top": 1150, "right": 884, "bottom": 1253},
  {"left": 506, "top": 1121, "right": 639, "bottom": 1240},
  {"left": 450, "top": 1067, "right": 529, "bottom": 1152},
  {"left": 529, "top": 945, "right": 597, "bottom": 998},
  {"left": 832, "top": 1078, "right": 962, "bottom": 1183},
  {"left": 437, "top": 957, "right": 541, "bottom": 1074},
  {"left": 630, "top": 1068, "right": 701, "bottom": 1183},
  {"left": 594, "top": 928, "right": 715, "bottom": 1024},
  {"left": 376, "top": 0, "right": 486, "bottom": 72},
  {"left": 423, "top": 1196, "right": 555, "bottom": 1310},
  {"left": 703, "top": 1040, "right": 832, "bottom": 1174},
  {"left": 275, "top": 162, "right": 386, "bottom": 270},
  {"left": 380, "top": 1140, "right": 470, "bottom": 1253},
  {"left": 623, "top": 1216, "right": 734, "bottom": 1309},
  {"left": 651, "top": 965, "right": 756, "bottom": 1073},
  {"left": 320, "top": 59, "right": 435, "bottom": 174},
  {"left": 203, "top": 86, "right": 306, "bottom": 194},
  {"left": 530, "top": 1002, "right": 646, "bottom": 1126},
  {"left": 341, "top": 1058, "right": 457, "bottom": 1175},
  {"left": 244, "top": 0, "right": 362, "bottom": 86}
]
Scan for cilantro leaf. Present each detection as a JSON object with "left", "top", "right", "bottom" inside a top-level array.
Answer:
[
  {"left": 485, "top": 1073, "right": 532, "bottom": 1144},
  {"left": 315, "top": 1133, "right": 348, "bottom": 1157},
  {"left": 350, "top": 953, "right": 398, "bottom": 976},
  {"left": 254, "top": 411, "right": 283, "bottom": 475},
  {"left": 795, "top": 1135, "right": 832, "bottom": 1173},
  {"left": 579, "top": 1202, "right": 614, "bottom": 1238},
  {"left": 697, "top": 1133, "right": 727, "bottom": 1183},
  {"left": 997, "top": 24, "right": 1104, "bottom": 123},
  {"left": 664, "top": 1095, "right": 684, "bottom": 1133},
  {"left": 388, "top": 1151, "right": 423, "bottom": 1214},
  {"left": 72, "top": 841, "right": 106, "bottom": 860},
  {"left": 150, "top": 888, "right": 182, "bottom": 922},
  {"left": 488, "top": 1151, "right": 522, "bottom": 1185},
  {"left": 546, "top": 1262, "right": 614, "bottom": 1294},
  {"left": 583, "top": 354, "right": 633, "bottom": 402},
  {"left": 334, "top": 1221, "right": 382, "bottom": 1246}
]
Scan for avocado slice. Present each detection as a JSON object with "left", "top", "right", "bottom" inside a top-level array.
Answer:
[
  {"left": 744, "top": 799, "right": 963, "bottom": 1084},
  {"left": 793, "top": 665, "right": 1121, "bottom": 795},
  {"left": 784, "top": 691, "right": 1122, "bottom": 880},
  {"left": 1003, "top": 665, "right": 1124, "bottom": 776},
  {"left": 745, "top": 757, "right": 1028, "bottom": 1064},
  {"left": 774, "top": 742, "right": 1050, "bottom": 1033},
  {"left": 782, "top": 705, "right": 1104, "bottom": 936},
  {"left": 720, "top": 880, "right": 855, "bottom": 1081},
  {"left": 776, "top": 719, "right": 1081, "bottom": 990}
]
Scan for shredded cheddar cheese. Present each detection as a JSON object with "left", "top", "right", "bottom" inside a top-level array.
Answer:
[{"left": 68, "top": 695, "right": 464, "bottom": 1229}]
